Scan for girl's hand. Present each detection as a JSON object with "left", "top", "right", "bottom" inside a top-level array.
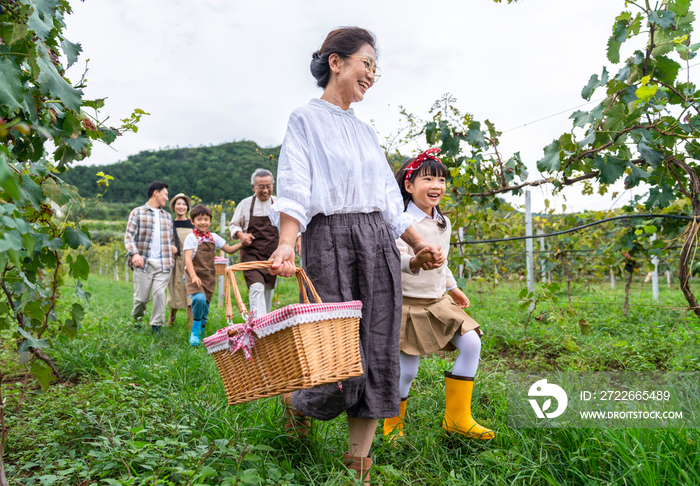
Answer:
[
  {"left": 191, "top": 275, "right": 202, "bottom": 288},
  {"left": 414, "top": 244, "right": 444, "bottom": 269},
  {"left": 410, "top": 247, "right": 433, "bottom": 270},
  {"left": 449, "top": 288, "right": 470, "bottom": 308}
]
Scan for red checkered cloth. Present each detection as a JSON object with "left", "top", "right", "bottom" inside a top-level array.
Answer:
[{"left": 203, "top": 301, "right": 363, "bottom": 358}]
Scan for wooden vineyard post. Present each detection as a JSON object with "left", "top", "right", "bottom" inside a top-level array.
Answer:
[
  {"left": 219, "top": 212, "right": 226, "bottom": 308},
  {"left": 458, "top": 227, "right": 463, "bottom": 279},
  {"left": 651, "top": 233, "right": 659, "bottom": 300},
  {"left": 537, "top": 228, "right": 546, "bottom": 283},
  {"left": 525, "top": 190, "right": 534, "bottom": 294},
  {"left": 114, "top": 251, "right": 118, "bottom": 281},
  {"left": 610, "top": 266, "right": 615, "bottom": 289}
]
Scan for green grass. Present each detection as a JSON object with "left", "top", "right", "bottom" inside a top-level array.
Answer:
[{"left": 3, "top": 274, "right": 699, "bottom": 485}]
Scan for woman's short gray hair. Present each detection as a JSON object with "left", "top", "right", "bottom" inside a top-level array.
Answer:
[{"left": 251, "top": 168, "right": 274, "bottom": 185}]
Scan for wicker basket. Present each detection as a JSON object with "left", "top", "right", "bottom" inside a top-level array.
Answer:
[
  {"left": 203, "top": 261, "right": 364, "bottom": 405},
  {"left": 214, "top": 257, "right": 228, "bottom": 276}
]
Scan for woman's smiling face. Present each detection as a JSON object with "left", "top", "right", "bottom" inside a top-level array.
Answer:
[
  {"left": 173, "top": 198, "right": 189, "bottom": 218},
  {"left": 334, "top": 43, "right": 377, "bottom": 105}
]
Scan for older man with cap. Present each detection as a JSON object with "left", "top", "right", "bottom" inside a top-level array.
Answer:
[{"left": 229, "top": 169, "right": 296, "bottom": 316}]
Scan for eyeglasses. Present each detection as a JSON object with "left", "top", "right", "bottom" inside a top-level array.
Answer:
[
  {"left": 346, "top": 55, "right": 381, "bottom": 80},
  {"left": 255, "top": 184, "right": 273, "bottom": 190}
]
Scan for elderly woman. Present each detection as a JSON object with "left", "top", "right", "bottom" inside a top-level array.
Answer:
[
  {"left": 268, "top": 27, "right": 443, "bottom": 484},
  {"left": 166, "top": 193, "right": 194, "bottom": 326}
]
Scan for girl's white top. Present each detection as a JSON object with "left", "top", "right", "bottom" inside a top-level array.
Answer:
[
  {"left": 397, "top": 201, "right": 458, "bottom": 299},
  {"left": 269, "top": 98, "right": 413, "bottom": 238}
]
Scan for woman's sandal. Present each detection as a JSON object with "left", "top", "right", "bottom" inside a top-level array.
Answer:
[
  {"left": 343, "top": 454, "right": 372, "bottom": 485},
  {"left": 281, "top": 392, "right": 310, "bottom": 439}
]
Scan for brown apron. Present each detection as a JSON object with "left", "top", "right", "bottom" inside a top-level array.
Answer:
[
  {"left": 185, "top": 240, "right": 216, "bottom": 301},
  {"left": 240, "top": 195, "right": 278, "bottom": 290}
]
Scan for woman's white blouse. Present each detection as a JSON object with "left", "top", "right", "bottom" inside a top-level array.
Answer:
[{"left": 269, "top": 98, "right": 413, "bottom": 238}]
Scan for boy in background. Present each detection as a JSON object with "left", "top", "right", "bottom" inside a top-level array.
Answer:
[{"left": 184, "top": 204, "right": 242, "bottom": 345}]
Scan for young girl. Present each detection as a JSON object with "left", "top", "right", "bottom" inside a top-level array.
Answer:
[{"left": 384, "top": 148, "right": 494, "bottom": 441}]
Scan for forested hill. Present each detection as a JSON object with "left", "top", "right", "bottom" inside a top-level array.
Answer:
[{"left": 61, "top": 141, "right": 281, "bottom": 204}]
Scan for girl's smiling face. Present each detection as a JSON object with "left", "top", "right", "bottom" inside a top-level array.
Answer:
[{"left": 405, "top": 170, "right": 446, "bottom": 217}]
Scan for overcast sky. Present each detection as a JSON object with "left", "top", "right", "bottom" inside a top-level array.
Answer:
[{"left": 64, "top": 0, "right": 699, "bottom": 213}]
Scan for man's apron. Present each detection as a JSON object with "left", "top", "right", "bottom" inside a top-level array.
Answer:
[{"left": 240, "top": 195, "right": 279, "bottom": 290}]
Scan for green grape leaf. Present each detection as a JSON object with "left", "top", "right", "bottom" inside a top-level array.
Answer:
[
  {"left": 0, "top": 154, "right": 23, "bottom": 201},
  {"left": 571, "top": 109, "right": 592, "bottom": 128},
  {"left": 18, "top": 327, "right": 50, "bottom": 352},
  {"left": 536, "top": 140, "right": 561, "bottom": 173},
  {"left": 425, "top": 122, "right": 437, "bottom": 145},
  {"left": 637, "top": 140, "right": 664, "bottom": 167},
  {"left": 653, "top": 55, "right": 681, "bottom": 85},
  {"left": 0, "top": 57, "right": 25, "bottom": 116},
  {"left": 603, "top": 104, "right": 627, "bottom": 132},
  {"left": 614, "top": 63, "right": 631, "bottom": 82},
  {"left": 649, "top": 10, "right": 676, "bottom": 29},
  {"left": 60, "top": 38, "right": 82, "bottom": 68},
  {"left": 21, "top": 232, "right": 37, "bottom": 255},
  {"left": 21, "top": 174, "right": 46, "bottom": 210},
  {"left": 66, "top": 134, "right": 89, "bottom": 153},
  {"left": 578, "top": 129, "right": 596, "bottom": 147},
  {"left": 466, "top": 121, "right": 486, "bottom": 148},
  {"left": 26, "top": 0, "right": 58, "bottom": 41},
  {"left": 82, "top": 98, "right": 106, "bottom": 110},
  {"left": 63, "top": 226, "right": 90, "bottom": 249},
  {"left": 61, "top": 317, "right": 78, "bottom": 339},
  {"left": 70, "top": 302, "right": 85, "bottom": 324},
  {"left": 30, "top": 360, "right": 57, "bottom": 391},
  {"left": 581, "top": 68, "right": 609, "bottom": 100},
  {"left": 645, "top": 185, "right": 676, "bottom": 209},
  {"left": 41, "top": 177, "right": 71, "bottom": 206},
  {"left": 670, "top": 0, "right": 690, "bottom": 16},
  {"left": 36, "top": 45, "right": 82, "bottom": 112},
  {"left": 75, "top": 280, "right": 91, "bottom": 303},
  {"left": 0, "top": 21, "right": 29, "bottom": 46},
  {"left": 0, "top": 230, "right": 23, "bottom": 253},
  {"left": 607, "top": 38, "right": 622, "bottom": 64},
  {"left": 70, "top": 254, "right": 90, "bottom": 280},
  {"left": 100, "top": 128, "right": 118, "bottom": 144},
  {"left": 624, "top": 163, "right": 650, "bottom": 188},
  {"left": 594, "top": 155, "right": 627, "bottom": 184},
  {"left": 440, "top": 135, "right": 461, "bottom": 156},
  {"left": 613, "top": 20, "right": 628, "bottom": 42}
]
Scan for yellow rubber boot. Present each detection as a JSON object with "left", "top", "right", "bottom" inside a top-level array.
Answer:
[
  {"left": 383, "top": 397, "right": 407, "bottom": 442},
  {"left": 442, "top": 371, "right": 494, "bottom": 440}
]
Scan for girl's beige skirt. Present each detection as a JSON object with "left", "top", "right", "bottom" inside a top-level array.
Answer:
[{"left": 400, "top": 294, "right": 483, "bottom": 356}]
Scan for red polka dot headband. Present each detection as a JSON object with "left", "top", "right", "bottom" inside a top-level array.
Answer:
[{"left": 404, "top": 148, "right": 443, "bottom": 183}]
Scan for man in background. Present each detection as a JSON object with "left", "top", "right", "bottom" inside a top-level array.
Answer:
[
  {"left": 125, "top": 181, "right": 177, "bottom": 332},
  {"left": 229, "top": 169, "right": 282, "bottom": 316}
]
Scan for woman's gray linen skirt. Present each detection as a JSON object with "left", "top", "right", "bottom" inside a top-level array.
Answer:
[{"left": 290, "top": 212, "right": 402, "bottom": 420}]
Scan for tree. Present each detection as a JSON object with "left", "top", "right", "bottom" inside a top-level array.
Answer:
[
  {"left": 393, "top": 1, "right": 700, "bottom": 317},
  {"left": 0, "top": 1, "right": 144, "bottom": 483}
]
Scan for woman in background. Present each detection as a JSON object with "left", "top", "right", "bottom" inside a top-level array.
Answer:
[{"left": 167, "top": 193, "right": 194, "bottom": 326}]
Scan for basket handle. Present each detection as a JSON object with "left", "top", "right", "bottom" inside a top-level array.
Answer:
[{"left": 224, "top": 260, "right": 322, "bottom": 320}]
